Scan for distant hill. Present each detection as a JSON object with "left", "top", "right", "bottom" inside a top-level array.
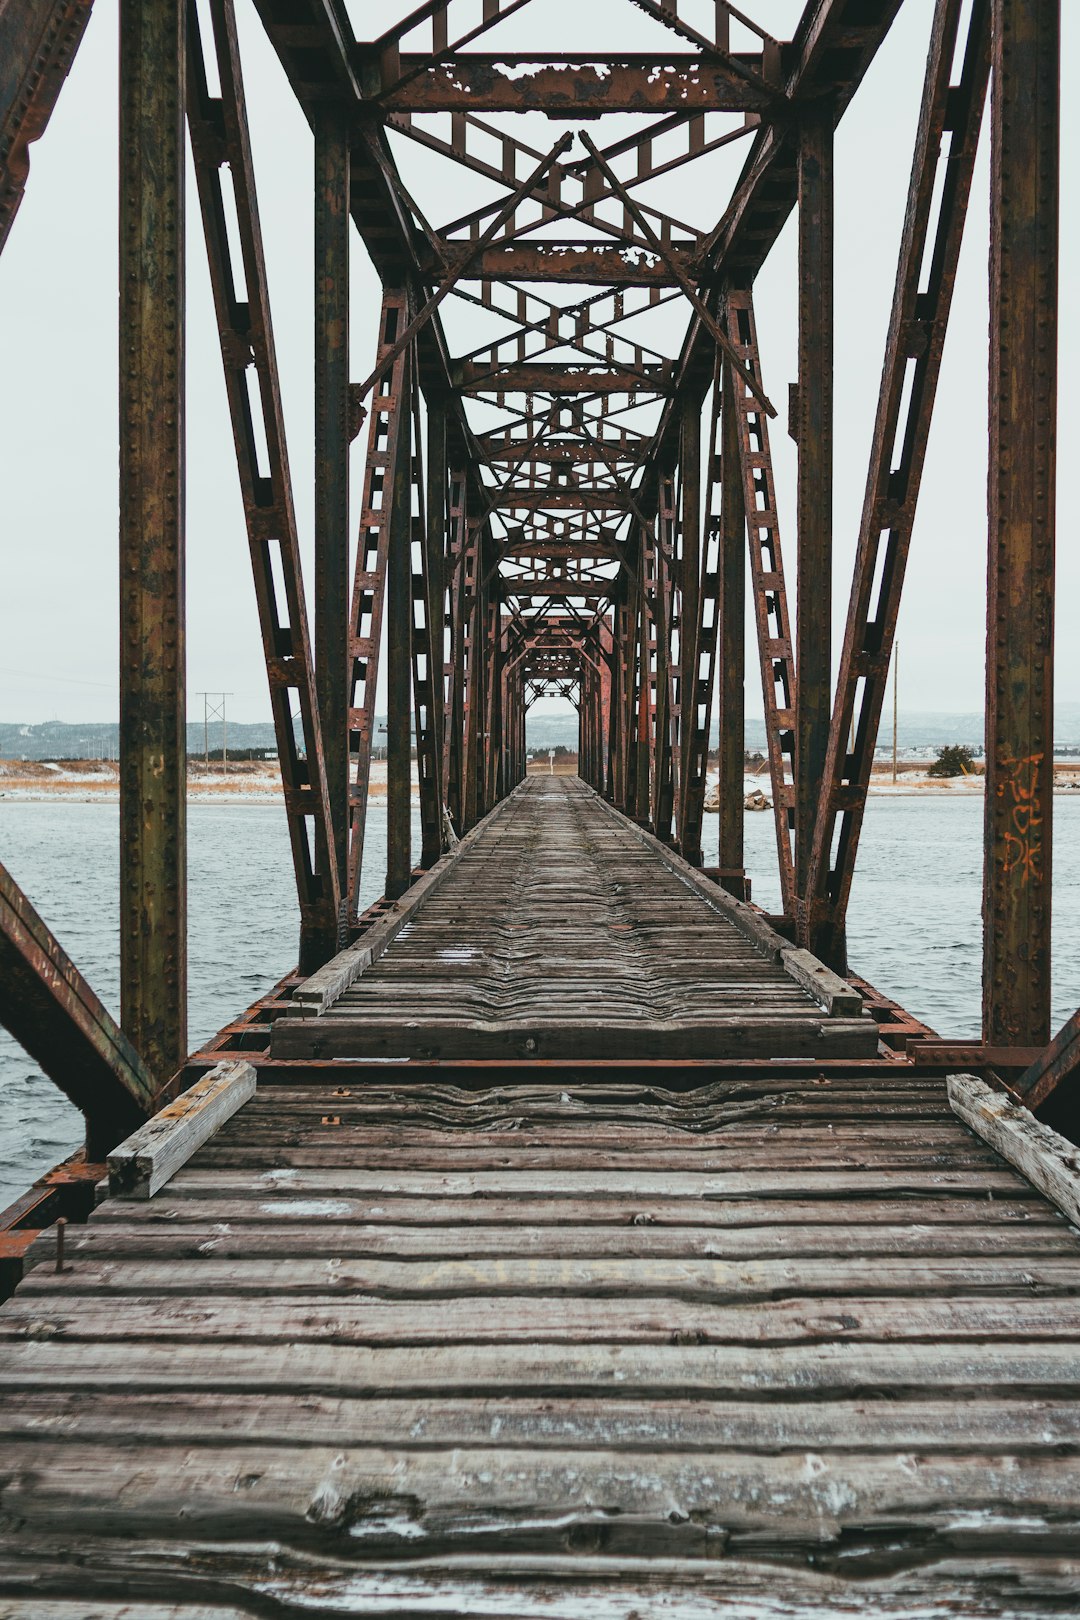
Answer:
[{"left": 3, "top": 703, "right": 1079, "bottom": 763}]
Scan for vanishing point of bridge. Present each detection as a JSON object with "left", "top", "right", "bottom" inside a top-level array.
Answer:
[{"left": 1, "top": 0, "right": 1077, "bottom": 1613}]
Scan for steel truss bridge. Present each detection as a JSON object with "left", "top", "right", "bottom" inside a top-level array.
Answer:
[{"left": 1, "top": 0, "right": 1079, "bottom": 1611}]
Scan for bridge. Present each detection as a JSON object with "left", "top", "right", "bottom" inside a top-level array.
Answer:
[{"left": 1, "top": 0, "right": 1078, "bottom": 1612}]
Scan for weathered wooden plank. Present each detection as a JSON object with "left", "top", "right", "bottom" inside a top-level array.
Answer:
[
  {"left": 188, "top": 1142, "right": 999, "bottom": 1172},
  {"left": 7, "top": 1293, "right": 1080, "bottom": 1345},
  {"left": 272, "top": 1016, "right": 879, "bottom": 1060},
  {"left": 8, "top": 1337, "right": 1080, "bottom": 1398},
  {"left": 159, "top": 1165, "right": 1033, "bottom": 1199},
  {"left": 5, "top": 1391, "right": 1080, "bottom": 1452},
  {"left": 28, "top": 1219, "right": 1079, "bottom": 1264},
  {"left": 19, "top": 1253, "right": 1080, "bottom": 1302},
  {"left": 86, "top": 1193, "right": 1060, "bottom": 1228},
  {"left": 950, "top": 1073, "right": 1080, "bottom": 1226},
  {"left": 107, "top": 1061, "right": 257, "bottom": 1199},
  {"left": 3, "top": 1441, "right": 1080, "bottom": 1560},
  {"left": 2, "top": 1561, "right": 1079, "bottom": 1619}
]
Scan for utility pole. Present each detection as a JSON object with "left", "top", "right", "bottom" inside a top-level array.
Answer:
[{"left": 197, "top": 692, "right": 231, "bottom": 774}]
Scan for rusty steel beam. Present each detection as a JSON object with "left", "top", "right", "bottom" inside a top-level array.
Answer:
[
  {"left": 802, "top": 0, "right": 990, "bottom": 968},
  {"left": 983, "top": 0, "right": 1058, "bottom": 1048},
  {"left": 650, "top": 1, "right": 902, "bottom": 476},
  {"left": 0, "top": 0, "right": 93, "bottom": 253},
  {"left": 795, "top": 100, "right": 833, "bottom": 907},
  {"left": 431, "top": 242, "right": 688, "bottom": 286},
  {"left": 0, "top": 860, "right": 156, "bottom": 1157},
  {"left": 716, "top": 357, "right": 748, "bottom": 899},
  {"left": 348, "top": 290, "right": 409, "bottom": 914},
  {"left": 374, "top": 55, "right": 773, "bottom": 114},
  {"left": 187, "top": 0, "right": 342, "bottom": 972},
  {"left": 456, "top": 362, "right": 671, "bottom": 395},
  {"left": 488, "top": 490, "right": 630, "bottom": 512},
  {"left": 725, "top": 289, "right": 796, "bottom": 919},
  {"left": 313, "top": 103, "right": 351, "bottom": 893},
  {"left": 385, "top": 346, "right": 414, "bottom": 902},
  {"left": 1016, "top": 1008, "right": 1080, "bottom": 1116},
  {"left": 119, "top": 0, "right": 187, "bottom": 1081}
]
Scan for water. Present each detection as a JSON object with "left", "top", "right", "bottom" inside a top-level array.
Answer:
[
  {"left": 0, "top": 799, "right": 420, "bottom": 1210},
  {"left": 2, "top": 792, "right": 1077, "bottom": 1209}
]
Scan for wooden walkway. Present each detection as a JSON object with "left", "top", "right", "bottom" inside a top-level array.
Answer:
[
  {"left": 2, "top": 784, "right": 1080, "bottom": 1613},
  {"left": 275, "top": 777, "right": 874, "bottom": 1061}
]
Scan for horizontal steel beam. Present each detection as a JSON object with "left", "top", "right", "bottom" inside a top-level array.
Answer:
[
  {"left": 488, "top": 487, "right": 631, "bottom": 510},
  {"left": 430, "top": 241, "right": 688, "bottom": 285},
  {"left": 457, "top": 361, "right": 670, "bottom": 394},
  {"left": 374, "top": 54, "right": 773, "bottom": 113}
]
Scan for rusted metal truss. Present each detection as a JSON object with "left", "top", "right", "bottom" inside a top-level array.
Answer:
[
  {"left": 0, "top": 0, "right": 1064, "bottom": 1140},
  {"left": 187, "top": 0, "right": 342, "bottom": 972},
  {"left": 0, "top": 0, "right": 93, "bottom": 255},
  {"left": 802, "top": 0, "right": 991, "bottom": 967}
]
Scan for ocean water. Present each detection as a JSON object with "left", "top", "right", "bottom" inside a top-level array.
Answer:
[{"left": 1, "top": 792, "right": 1077, "bottom": 1209}]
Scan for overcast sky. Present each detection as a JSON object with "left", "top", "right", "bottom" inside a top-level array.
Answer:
[{"left": 0, "top": 0, "right": 1075, "bottom": 725}]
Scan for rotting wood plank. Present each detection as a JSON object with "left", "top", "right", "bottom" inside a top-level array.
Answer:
[
  {"left": 950, "top": 1072, "right": 1080, "bottom": 1226},
  {"left": 9, "top": 1336, "right": 1080, "bottom": 1399},
  {"left": 3, "top": 1441, "right": 1080, "bottom": 1562},
  {"left": 17, "top": 1253, "right": 1080, "bottom": 1302},
  {"left": 86, "top": 1193, "right": 1060, "bottom": 1228},
  {"left": 4, "top": 1391, "right": 1080, "bottom": 1453},
  {"left": 26, "top": 1219, "right": 1078, "bottom": 1263},
  {"left": 107, "top": 1061, "right": 256, "bottom": 1199},
  {"left": 8, "top": 1293, "right": 1080, "bottom": 1345}
]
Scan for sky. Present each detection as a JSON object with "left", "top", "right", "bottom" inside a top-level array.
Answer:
[{"left": 0, "top": 0, "right": 1076, "bottom": 726}]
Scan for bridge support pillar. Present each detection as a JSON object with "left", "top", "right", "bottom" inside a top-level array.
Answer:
[
  {"left": 119, "top": 0, "right": 187, "bottom": 1082},
  {"left": 386, "top": 347, "right": 414, "bottom": 901},
  {"left": 314, "top": 105, "right": 351, "bottom": 894},
  {"left": 796, "top": 103, "right": 833, "bottom": 905},
  {"left": 717, "top": 357, "right": 748, "bottom": 900},
  {"left": 983, "top": 0, "right": 1058, "bottom": 1047}
]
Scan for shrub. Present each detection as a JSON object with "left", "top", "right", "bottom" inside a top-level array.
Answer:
[{"left": 928, "top": 743, "right": 977, "bottom": 778}]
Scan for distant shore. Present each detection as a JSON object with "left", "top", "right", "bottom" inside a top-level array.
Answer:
[
  {"left": 4, "top": 756, "right": 1080, "bottom": 805},
  {"left": 0, "top": 759, "right": 418, "bottom": 805}
]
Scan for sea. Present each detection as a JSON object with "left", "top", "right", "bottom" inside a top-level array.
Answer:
[{"left": 1, "top": 791, "right": 1078, "bottom": 1210}]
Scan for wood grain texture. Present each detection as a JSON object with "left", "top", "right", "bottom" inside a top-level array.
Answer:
[
  {"left": 106, "top": 1061, "right": 256, "bottom": 1199},
  {"left": 4, "top": 998, "right": 1080, "bottom": 1602}
]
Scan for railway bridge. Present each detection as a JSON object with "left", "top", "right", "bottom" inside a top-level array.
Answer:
[{"left": 1, "top": 0, "right": 1078, "bottom": 1612}]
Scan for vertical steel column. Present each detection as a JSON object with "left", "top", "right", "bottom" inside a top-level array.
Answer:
[
  {"left": 717, "top": 358, "right": 748, "bottom": 899},
  {"left": 385, "top": 348, "right": 414, "bottom": 901},
  {"left": 680, "top": 374, "right": 724, "bottom": 871},
  {"left": 314, "top": 105, "right": 350, "bottom": 894},
  {"left": 796, "top": 102, "right": 833, "bottom": 904},
  {"left": 347, "top": 290, "right": 408, "bottom": 915},
  {"left": 984, "top": 0, "right": 1059, "bottom": 1045},
  {"left": 725, "top": 289, "right": 797, "bottom": 917},
  {"left": 426, "top": 403, "right": 449, "bottom": 842},
  {"left": 119, "top": 0, "right": 186, "bottom": 1080},
  {"left": 676, "top": 398, "right": 701, "bottom": 855}
]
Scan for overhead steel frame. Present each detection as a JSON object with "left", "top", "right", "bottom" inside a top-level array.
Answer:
[{"left": 0, "top": 0, "right": 1073, "bottom": 1126}]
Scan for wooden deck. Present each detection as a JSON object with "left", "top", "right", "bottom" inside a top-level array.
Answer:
[
  {"left": 2, "top": 784, "right": 1080, "bottom": 1614},
  {"left": 274, "top": 777, "right": 874, "bottom": 1061}
]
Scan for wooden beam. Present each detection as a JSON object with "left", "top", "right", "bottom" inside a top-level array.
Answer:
[
  {"left": 949, "top": 1073, "right": 1080, "bottom": 1227},
  {"left": 107, "top": 1060, "right": 256, "bottom": 1199}
]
